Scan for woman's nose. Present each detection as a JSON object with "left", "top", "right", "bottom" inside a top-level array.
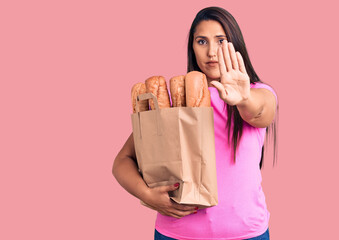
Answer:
[{"left": 208, "top": 43, "right": 218, "bottom": 58}]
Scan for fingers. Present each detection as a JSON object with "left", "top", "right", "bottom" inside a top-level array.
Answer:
[
  {"left": 169, "top": 208, "right": 197, "bottom": 218},
  {"left": 219, "top": 40, "right": 241, "bottom": 72},
  {"left": 221, "top": 41, "right": 233, "bottom": 72},
  {"left": 236, "top": 51, "right": 247, "bottom": 74},
  {"left": 228, "top": 42, "right": 239, "bottom": 70},
  {"left": 170, "top": 200, "right": 198, "bottom": 212},
  {"left": 210, "top": 81, "right": 227, "bottom": 100},
  {"left": 157, "top": 199, "right": 198, "bottom": 219},
  {"left": 164, "top": 202, "right": 198, "bottom": 219},
  {"left": 161, "top": 182, "right": 180, "bottom": 193},
  {"left": 217, "top": 46, "right": 227, "bottom": 79},
  {"left": 154, "top": 183, "right": 200, "bottom": 218}
]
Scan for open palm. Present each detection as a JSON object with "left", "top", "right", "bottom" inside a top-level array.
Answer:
[{"left": 210, "top": 40, "right": 250, "bottom": 106}]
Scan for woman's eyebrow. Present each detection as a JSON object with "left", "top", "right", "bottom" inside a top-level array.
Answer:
[{"left": 195, "top": 35, "right": 227, "bottom": 40}]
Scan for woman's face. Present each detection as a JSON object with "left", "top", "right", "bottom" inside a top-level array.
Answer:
[{"left": 193, "top": 20, "right": 227, "bottom": 83}]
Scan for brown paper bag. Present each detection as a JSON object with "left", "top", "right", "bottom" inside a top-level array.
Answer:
[{"left": 131, "top": 93, "right": 218, "bottom": 208}]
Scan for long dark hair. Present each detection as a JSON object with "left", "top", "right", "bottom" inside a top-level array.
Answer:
[{"left": 187, "top": 6, "right": 278, "bottom": 168}]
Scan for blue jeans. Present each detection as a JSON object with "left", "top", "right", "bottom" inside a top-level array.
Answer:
[{"left": 154, "top": 228, "right": 270, "bottom": 240}]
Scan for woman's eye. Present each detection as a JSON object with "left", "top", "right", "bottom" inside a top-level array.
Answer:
[
  {"left": 219, "top": 39, "right": 225, "bottom": 44},
  {"left": 197, "top": 39, "right": 206, "bottom": 45}
]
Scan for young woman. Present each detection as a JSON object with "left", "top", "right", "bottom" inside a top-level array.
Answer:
[{"left": 113, "top": 6, "right": 278, "bottom": 240}]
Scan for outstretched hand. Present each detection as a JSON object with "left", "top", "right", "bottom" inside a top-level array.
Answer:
[
  {"left": 143, "top": 183, "right": 198, "bottom": 219},
  {"left": 210, "top": 40, "right": 250, "bottom": 106}
]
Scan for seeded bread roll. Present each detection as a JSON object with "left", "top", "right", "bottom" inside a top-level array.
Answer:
[
  {"left": 185, "top": 71, "right": 211, "bottom": 107},
  {"left": 145, "top": 76, "right": 171, "bottom": 110},
  {"left": 169, "top": 75, "right": 186, "bottom": 107},
  {"left": 131, "top": 82, "right": 148, "bottom": 113}
]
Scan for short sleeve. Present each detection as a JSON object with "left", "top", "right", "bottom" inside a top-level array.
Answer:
[{"left": 250, "top": 82, "right": 278, "bottom": 104}]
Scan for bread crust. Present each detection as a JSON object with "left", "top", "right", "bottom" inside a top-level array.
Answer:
[
  {"left": 145, "top": 76, "right": 171, "bottom": 110},
  {"left": 185, "top": 71, "right": 211, "bottom": 107},
  {"left": 131, "top": 82, "right": 148, "bottom": 113},
  {"left": 169, "top": 75, "right": 186, "bottom": 107}
]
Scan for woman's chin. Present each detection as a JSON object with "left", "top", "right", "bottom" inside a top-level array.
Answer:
[{"left": 204, "top": 70, "right": 220, "bottom": 81}]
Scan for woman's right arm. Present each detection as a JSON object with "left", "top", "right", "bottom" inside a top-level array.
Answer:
[
  {"left": 112, "top": 132, "right": 198, "bottom": 218},
  {"left": 112, "top": 132, "right": 150, "bottom": 200}
]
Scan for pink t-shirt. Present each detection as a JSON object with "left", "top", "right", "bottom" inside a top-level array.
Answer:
[{"left": 155, "top": 82, "right": 277, "bottom": 240}]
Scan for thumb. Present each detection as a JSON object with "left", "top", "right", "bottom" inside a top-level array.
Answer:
[
  {"left": 210, "top": 81, "right": 227, "bottom": 100},
  {"left": 162, "top": 182, "right": 180, "bottom": 193}
]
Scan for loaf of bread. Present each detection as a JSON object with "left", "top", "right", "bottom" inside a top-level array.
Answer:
[
  {"left": 132, "top": 72, "right": 210, "bottom": 112},
  {"left": 131, "top": 82, "right": 148, "bottom": 113},
  {"left": 145, "top": 76, "right": 171, "bottom": 110},
  {"left": 185, "top": 71, "right": 211, "bottom": 107},
  {"left": 169, "top": 75, "right": 186, "bottom": 107}
]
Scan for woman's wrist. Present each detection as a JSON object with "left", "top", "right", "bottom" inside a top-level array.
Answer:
[
  {"left": 236, "top": 90, "right": 259, "bottom": 122},
  {"left": 236, "top": 89, "right": 252, "bottom": 108},
  {"left": 138, "top": 182, "right": 152, "bottom": 203}
]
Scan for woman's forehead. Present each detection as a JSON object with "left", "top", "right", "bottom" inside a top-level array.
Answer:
[{"left": 194, "top": 20, "right": 226, "bottom": 37}]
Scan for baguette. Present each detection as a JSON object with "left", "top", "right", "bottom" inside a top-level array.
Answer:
[
  {"left": 169, "top": 75, "right": 186, "bottom": 107},
  {"left": 131, "top": 82, "right": 148, "bottom": 113},
  {"left": 145, "top": 76, "right": 171, "bottom": 110},
  {"left": 185, "top": 71, "right": 211, "bottom": 107}
]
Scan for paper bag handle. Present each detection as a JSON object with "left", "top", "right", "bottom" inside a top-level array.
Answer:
[
  {"left": 135, "top": 92, "right": 159, "bottom": 112},
  {"left": 135, "top": 93, "right": 162, "bottom": 137}
]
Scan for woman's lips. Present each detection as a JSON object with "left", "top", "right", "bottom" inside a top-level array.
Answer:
[{"left": 206, "top": 62, "right": 218, "bottom": 67}]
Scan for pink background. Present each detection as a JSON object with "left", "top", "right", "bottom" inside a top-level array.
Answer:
[{"left": 1, "top": 0, "right": 338, "bottom": 239}]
